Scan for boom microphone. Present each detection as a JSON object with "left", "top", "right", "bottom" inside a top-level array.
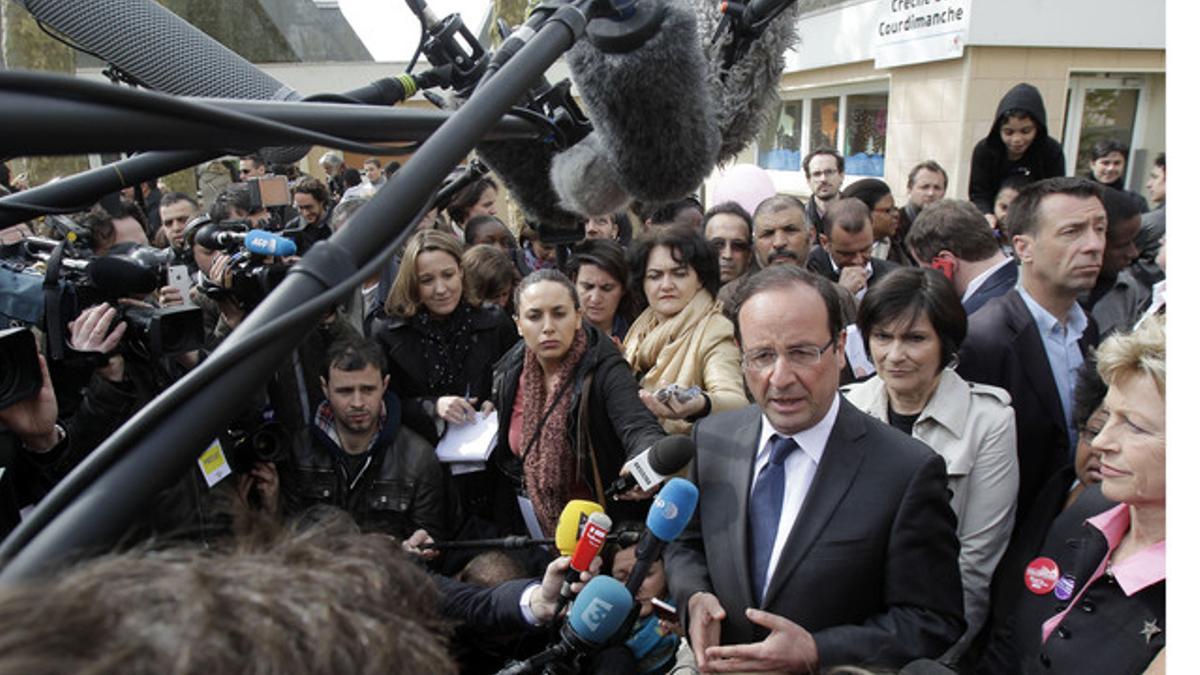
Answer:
[
  {"left": 698, "top": 0, "right": 800, "bottom": 164},
  {"left": 496, "top": 575, "right": 635, "bottom": 675},
  {"left": 605, "top": 436, "right": 695, "bottom": 499},
  {"left": 15, "top": 0, "right": 307, "bottom": 163},
  {"left": 559, "top": 0, "right": 719, "bottom": 206},
  {"left": 624, "top": 478, "right": 699, "bottom": 595}
]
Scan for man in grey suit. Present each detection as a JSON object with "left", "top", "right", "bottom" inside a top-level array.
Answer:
[{"left": 664, "top": 266, "right": 964, "bottom": 672}]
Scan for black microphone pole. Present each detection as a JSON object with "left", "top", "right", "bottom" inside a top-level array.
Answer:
[
  {"left": 0, "top": 2, "right": 592, "bottom": 581},
  {"left": 0, "top": 150, "right": 214, "bottom": 227}
]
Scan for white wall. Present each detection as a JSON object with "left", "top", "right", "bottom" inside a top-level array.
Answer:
[{"left": 966, "top": 0, "right": 1164, "bottom": 49}]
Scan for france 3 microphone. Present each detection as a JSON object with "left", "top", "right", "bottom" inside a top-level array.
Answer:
[
  {"left": 604, "top": 436, "right": 695, "bottom": 499},
  {"left": 556, "top": 511, "right": 612, "bottom": 615},
  {"left": 196, "top": 228, "right": 297, "bottom": 257},
  {"left": 623, "top": 477, "right": 699, "bottom": 595},
  {"left": 496, "top": 575, "right": 635, "bottom": 675}
]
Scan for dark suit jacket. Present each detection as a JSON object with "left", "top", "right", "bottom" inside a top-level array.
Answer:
[
  {"left": 956, "top": 289, "right": 1098, "bottom": 524},
  {"left": 963, "top": 258, "right": 1019, "bottom": 315},
  {"left": 806, "top": 246, "right": 899, "bottom": 290},
  {"left": 664, "top": 399, "right": 965, "bottom": 668}
]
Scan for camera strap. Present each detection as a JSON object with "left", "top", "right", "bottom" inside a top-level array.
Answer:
[{"left": 42, "top": 241, "right": 67, "bottom": 361}]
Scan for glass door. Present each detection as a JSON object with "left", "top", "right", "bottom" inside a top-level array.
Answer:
[{"left": 1062, "top": 74, "right": 1149, "bottom": 180}]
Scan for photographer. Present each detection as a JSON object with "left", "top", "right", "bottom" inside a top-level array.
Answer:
[{"left": 284, "top": 176, "right": 333, "bottom": 256}]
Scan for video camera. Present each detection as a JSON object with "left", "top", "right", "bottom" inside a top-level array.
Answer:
[
  {"left": 0, "top": 234, "right": 204, "bottom": 361},
  {"left": 188, "top": 214, "right": 295, "bottom": 311}
]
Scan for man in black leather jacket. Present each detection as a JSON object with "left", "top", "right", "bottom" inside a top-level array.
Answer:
[{"left": 284, "top": 335, "right": 445, "bottom": 542}]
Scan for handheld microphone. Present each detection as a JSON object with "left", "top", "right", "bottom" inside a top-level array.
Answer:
[
  {"left": 624, "top": 478, "right": 699, "bottom": 595},
  {"left": 195, "top": 226, "right": 297, "bottom": 257},
  {"left": 496, "top": 575, "right": 635, "bottom": 675},
  {"left": 605, "top": 436, "right": 695, "bottom": 499},
  {"left": 559, "top": 0, "right": 719, "bottom": 206},
  {"left": 555, "top": 499, "right": 604, "bottom": 557},
  {"left": 243, "top": 230, "right": 297, "bottom": 257},
  {"left": 557, "top": 512, "right": 613, "bottom": 613}
]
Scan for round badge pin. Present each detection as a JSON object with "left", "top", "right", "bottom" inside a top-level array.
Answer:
[
  {"left": 1024, "top": 557, "right": 1059, "bottom": 595},
  {"left": 1053, "top": 574, "right": 1076, "bottom": 600}
]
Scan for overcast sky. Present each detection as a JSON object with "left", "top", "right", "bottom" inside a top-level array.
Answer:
[{"left": 338, "top": 0, "right": 491, "bottom": 62}]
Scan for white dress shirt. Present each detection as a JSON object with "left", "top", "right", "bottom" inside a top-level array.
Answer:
[{"left": 750, "top": 396, "right": 840, "bottom": 591}]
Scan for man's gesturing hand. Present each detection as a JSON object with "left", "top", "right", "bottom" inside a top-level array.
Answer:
[{"left": 703, "top": 608, "right": 818, "bottom": 673}]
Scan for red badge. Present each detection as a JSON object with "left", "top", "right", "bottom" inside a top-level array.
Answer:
[{"left": 1024, "top": 557, "right": 1060, "bottom": 595}]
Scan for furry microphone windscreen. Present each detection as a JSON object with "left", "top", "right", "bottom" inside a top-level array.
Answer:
[
  {"left": 475, "top": 137, "right": 584, "bottom": 232},
  {"left": 549, "top": 134, "right": 632, "bottom": 217},
  {"left": 563, "top": 0, "right": 720, "bottom": 205},
  {"left": 695, "top": 0, "right": 801, "bottom": 165}
]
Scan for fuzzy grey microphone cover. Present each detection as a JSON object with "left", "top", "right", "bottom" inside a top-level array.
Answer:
[
  {"left": 563, "top": 0, "right": 720, "bottom": 204},
  {"left": 549, "top": 134, "right": 632, "bottom": 217},
  {"left": 696, "top": 0, "right": 802, "bottom": 165}
]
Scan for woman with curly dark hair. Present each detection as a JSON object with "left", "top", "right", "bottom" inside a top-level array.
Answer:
[{"left": 623, "top": 225, "right": 747, "bottom": 434}]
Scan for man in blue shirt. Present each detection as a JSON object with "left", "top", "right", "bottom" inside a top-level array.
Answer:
[{"left": 956, "top": 177, "right": 1104, "bottom": 525}]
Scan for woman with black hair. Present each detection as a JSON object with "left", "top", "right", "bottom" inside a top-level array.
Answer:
[
  {"left": 623, "top": 225, "right": 747, "bottom": 435},
  {"left": 842, "top": 177, "right": 907, "bottom": 266},
  {"left": 844, "top": 267, "right": 1018, "bottom": 663},
  {"left": 565, "top": 239, "right": 638, "bottom": 344},
  {"left": 446, "top": 176, "right": 500, "bottom": 242},
  {"left": 487, "top": 270, "right": 666, "bottom": 539}
]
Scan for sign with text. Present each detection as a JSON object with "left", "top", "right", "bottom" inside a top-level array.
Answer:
[{"left": 874, "top": 0, "right": 972, "bottom": 69}]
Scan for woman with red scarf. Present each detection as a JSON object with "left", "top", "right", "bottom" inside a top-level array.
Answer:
[{"left": 485, "top": 270, "right": 667, "bottom": 542}]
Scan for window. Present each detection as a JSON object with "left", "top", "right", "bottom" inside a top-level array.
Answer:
[
  {"left": 757, "top": 84, "right": 889, "bottom": 177},
  {"left": 1062, "top": 73, "right": 1160, "bottom": 188}
]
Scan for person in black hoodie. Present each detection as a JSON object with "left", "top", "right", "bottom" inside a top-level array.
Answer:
[{"left": 969, "top": 83, "right": 1066, "bottom": 216}]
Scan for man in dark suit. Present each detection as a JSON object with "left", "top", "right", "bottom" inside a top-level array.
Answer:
[
  {"left": 665, "top": 266, "right": 964, "bottom": 672},
  {"left": 956, "top": 177, "right": 1104, "bottom": 524},
  {"left": 806, "top": 199, "right": 898, "bottom": 303},
  {"left": 905, "top": 199, "right": 1019, "bottom": 314}
]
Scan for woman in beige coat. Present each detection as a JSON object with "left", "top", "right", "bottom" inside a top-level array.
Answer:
[
  {"left": 843, "top": 268, "right": 1018, "bottom": 665},
  {"left": 623, "top": 225, "right": 748, "bottom": 435}
]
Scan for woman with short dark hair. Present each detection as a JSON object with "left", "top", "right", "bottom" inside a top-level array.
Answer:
[
  {"left": 844, "top": 267, "right": 1018, "bottom": 663},
  {"left": 624, "top": 225, "right": 747, "bottom": 434},
  {"left": 565, "top": 239, "right": 637, "bottom": 343}
]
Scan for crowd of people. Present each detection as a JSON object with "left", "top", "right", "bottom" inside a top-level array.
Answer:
[{"left": 0, "top": 80, "right": 1167, "bottom": 674}]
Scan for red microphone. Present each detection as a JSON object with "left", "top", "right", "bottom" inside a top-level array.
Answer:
[{"left": 558, "top": 512, "right": 612, "bottom": 612}]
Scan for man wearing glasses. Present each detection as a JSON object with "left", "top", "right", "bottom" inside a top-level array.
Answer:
[
  {"left": 802, "top": 148, "right": 845, "bottom": 237},
  {"left": 665, "top": 265, "right": 964, "bottom": 673}
]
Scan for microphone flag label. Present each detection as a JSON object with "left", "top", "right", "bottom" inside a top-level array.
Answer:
[{"left": 580, "top": 597, "right": 615, "bottom": 633}]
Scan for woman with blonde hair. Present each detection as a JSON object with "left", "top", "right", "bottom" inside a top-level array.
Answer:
[
  {"left": 976, "top": 316, "right": 1165, "bottom": 674},
  {"left": 371, "top": 230, "right": 518, "bottom": 444}
]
